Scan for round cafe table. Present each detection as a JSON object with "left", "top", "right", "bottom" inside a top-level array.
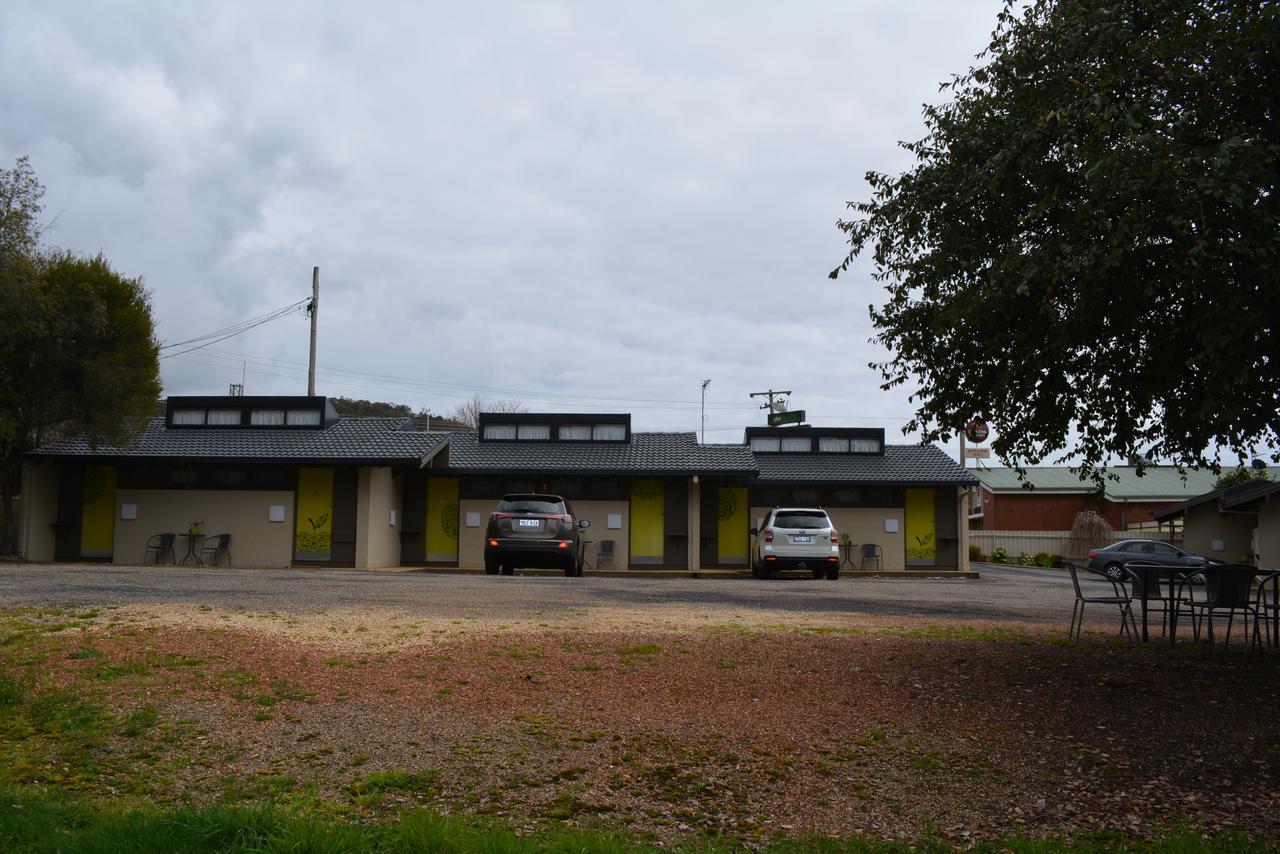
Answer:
[{"left": 179, "top": 533, "right": 205, "bottom": 566}]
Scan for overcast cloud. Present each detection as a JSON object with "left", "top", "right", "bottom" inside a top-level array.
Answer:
[{"left": 1, "top": 1, "right": 1005, "bottom": 453}]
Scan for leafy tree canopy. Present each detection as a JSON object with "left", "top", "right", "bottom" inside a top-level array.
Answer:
[
  {"left": 1214, "top": 464, "right": 1269, "bottom": 490},
  {"left": 330, "top": 397, "right": 416, "bottom": 419},
  {"left": 832, "top": 0, "right": 1278, "bottom": 480},
  {"left": 0, "top": 159, "right": 161, "bottom": 553}
]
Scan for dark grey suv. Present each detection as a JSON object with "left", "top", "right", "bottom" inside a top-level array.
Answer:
[{"left": 484, "top": 494, "right": 589, "bottom": 577}]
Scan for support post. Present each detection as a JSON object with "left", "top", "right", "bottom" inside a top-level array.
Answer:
[{"left": 308, "top": 266, "right": 319, "bottom": 396}]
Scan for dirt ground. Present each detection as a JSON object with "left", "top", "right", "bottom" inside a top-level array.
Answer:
[{"left": 5, "top": 602, "right": 1280, "bottom": 846}]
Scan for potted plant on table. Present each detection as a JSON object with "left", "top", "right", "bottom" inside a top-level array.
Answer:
[{"left": 188, "top": 521, "right": 204, "bottom": 536}]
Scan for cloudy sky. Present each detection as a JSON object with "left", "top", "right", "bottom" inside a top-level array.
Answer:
[{"left": 1, "top": 1, "right": 1006, "bottom": 453}]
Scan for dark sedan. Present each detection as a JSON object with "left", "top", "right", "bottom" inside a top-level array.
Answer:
[{"left": 1087, "top": 539, "right": 1214, "bottom": 580}]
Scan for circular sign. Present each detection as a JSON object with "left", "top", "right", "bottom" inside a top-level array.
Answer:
[{"left": 964, "top": 419, "right": 989, "bottom": 443}]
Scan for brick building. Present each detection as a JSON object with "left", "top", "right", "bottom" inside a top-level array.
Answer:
[{"left": 968, "top": 467, "right": 1221, "bottom": 531}]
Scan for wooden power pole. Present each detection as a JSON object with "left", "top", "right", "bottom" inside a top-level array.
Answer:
[{"left": 307, "top": 266, "right": 319, "bottom": 396}]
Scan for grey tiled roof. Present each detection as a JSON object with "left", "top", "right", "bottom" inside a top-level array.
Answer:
[
  {"left": 30, "top": 417, "right": 450, "bottom": 465},
  {"left": 443, "top": 431, "right": 757, "bottom": 475},
  {"left": 753, "top": 444, "right": 978, "bottom": 485}
]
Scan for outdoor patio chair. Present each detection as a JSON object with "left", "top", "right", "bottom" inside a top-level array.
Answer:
[
  {"left": 1184, "top": 563, "right": 1259, "bottom": 652},
  {"left": 199, "top": 533, "right": 232, "bottom": 567},
  {"left": 860, "top": 543, "right": 883, "bottom": 571},
  {"left": 1254, "top": 570, "right": 1280, "bottom": 650},
  {"left": 595, "top": 539, "right": 615, "bottom": 570},
  {"left": 143, "top": 533, "right": 176, "bottom": 565},
  {"left": 1122, "top": 561, "right": 1195, "bottom": 640},
  {"left": 1064, "top": 560, "right": 1137, "bottom": 643}
]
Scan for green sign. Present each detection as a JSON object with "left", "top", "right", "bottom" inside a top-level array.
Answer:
[{"left": 767, "top": 409, "right": 805, "bottom": 426}]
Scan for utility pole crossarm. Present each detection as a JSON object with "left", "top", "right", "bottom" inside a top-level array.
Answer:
[{"left": 749, "top": 389, "right": 792, "bottom": 413}]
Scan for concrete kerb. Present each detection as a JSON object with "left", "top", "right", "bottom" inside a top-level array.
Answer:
[{"left": 1, "top": 561, "right": 978, "bottom": 580}]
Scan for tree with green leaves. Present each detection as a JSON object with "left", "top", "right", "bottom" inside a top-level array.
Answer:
[
  {"left": 0, "top": 159, "right": 161, "bottom": 555},
  {"left": 831, "top": 0, "right": 1278, "bottom": 480},
  {"left": 1214, "top": 464, "right": 1269, "bottom": 490}
]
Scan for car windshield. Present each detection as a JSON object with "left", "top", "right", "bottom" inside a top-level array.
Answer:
[
  {"left": 498, "top": 496, "right": 565, "bottom": 514},
  {"left": 773, "top": 512, "right": 829, "bottom": 529}
]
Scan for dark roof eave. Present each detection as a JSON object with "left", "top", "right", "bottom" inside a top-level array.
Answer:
[
  {"left": 27, "top": 452, "right": 437, "bottom": 467},
  {"left": 754, "top": 477, "right": 975, "bottom": 486},
  {"left": 435, "top": 467, "right": 758, "bottom": 478}
]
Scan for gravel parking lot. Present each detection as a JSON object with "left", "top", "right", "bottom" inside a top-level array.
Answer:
[{"left": 0, "top": 563, "right": 1072, "bottom": 627}]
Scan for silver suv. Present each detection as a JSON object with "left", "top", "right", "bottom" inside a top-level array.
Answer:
[{"left": 750, "top": 507, "right": 840, "bottom": 580}]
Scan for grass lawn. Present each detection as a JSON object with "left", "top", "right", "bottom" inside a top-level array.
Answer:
[{"left": 0, "top": 604, "right": 1276, "bottom": 851}]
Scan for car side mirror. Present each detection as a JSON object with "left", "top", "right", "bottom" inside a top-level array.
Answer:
[
  {"left": 748, "top": 527, "right": 758, "bottom": 537},
  {"left": 578, "top": 519, "right": 591, "bottom": 529}
]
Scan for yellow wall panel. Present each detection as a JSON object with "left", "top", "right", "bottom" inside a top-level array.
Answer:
[
  {"left": 425, "top": 477, "right": 459, "bottom": 563},
  {"left": 295, "top": 467, "right": 334, "bottom": 559},
  {"left": 716, "top": 486, "right": 748, "bottom": 564},
  {"left": 904, "top": 488, "right": 937, "bottom": 565},
  {"left": 80, "top": 465, "right": 116, "bottom": 557},
  {"left": 629, "top": 478, "right": 664, "bottom": 562}
]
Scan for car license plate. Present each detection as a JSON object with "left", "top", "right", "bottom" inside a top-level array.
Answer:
[
  {"left": 517, "top": 519, "right": 541, "bottom": 528},
  {"left": 792, "top": 535, "right": 813, "bottom": 543}
]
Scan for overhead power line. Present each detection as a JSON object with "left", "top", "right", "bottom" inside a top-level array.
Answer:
[{"left": 159, "top": 299, "right": 311, "bottom": 360}]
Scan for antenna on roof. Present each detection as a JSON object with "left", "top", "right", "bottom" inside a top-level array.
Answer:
[{"left": 700, "top": 379, "right": 711, "bottom": 445}]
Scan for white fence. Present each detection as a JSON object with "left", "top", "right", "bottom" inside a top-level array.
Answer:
[{"left": 969, "top": 529, "right": 1181, "bottom": 562}]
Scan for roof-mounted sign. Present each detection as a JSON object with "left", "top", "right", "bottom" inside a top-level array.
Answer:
[{"left": 768, "top": 409, "right": 806, "bottom": 427}]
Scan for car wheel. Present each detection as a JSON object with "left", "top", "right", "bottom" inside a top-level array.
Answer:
[
  {"left": 759, "top": 563, "right": 773, "bottom": 579},
  {"left": 1103, "top": 562, "right": 1125, "bottom": 582},
  {"left": 825, "top": 566, "right": 839, "bottom": 580},
  {"left": 484, "top": 561, "right": 499, "bottom": 575},
  {"left": 500, "top": 564, "right": 514, "bottom": 576}
]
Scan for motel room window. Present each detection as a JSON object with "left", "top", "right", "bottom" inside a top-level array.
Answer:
[
  {"left": 592, "top": 424, "right": 626, "bottom": 441},
  {"left": 850, "top": 437, "right": 881, "bottom": 453},
  {"left": 483, "top": 424, "right": 518, "bottom": 440},
  {"left": 750, "top": 437, "right": 780, "bottom": 452},
  {"left": 559, "top": 424, "right": 592, "bottom": 441},
  {"left": 780, "top": 437, "right": 812, "bottom": 453},
  {"left": 207, "top": 409, "right": 241, "bottom": 426},
  {"left": 819, "top": 437, "right": 849, "bottom": 453},
  {"left": 250, "top": 409, "right": 286, "bottom": 426},
  {"left": 171, "top": 409, "right": 206, "bottom": 426},
  {"left": 517, "top": 423, "right": 551, "bottom": 440},
  {"left": 286, "top": 409, "right": 321, "bottom": 426}
]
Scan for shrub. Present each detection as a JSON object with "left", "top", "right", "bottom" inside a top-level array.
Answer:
[
  {"left": 1033, "top": 552, "right": 1053, "bottom": 567},
  {"left": 1049, "top": 553, "right": 1065, "bottom": 568},
  {"left": 1015, "top": 552, "right": 1035, "bottom": 567},
  {"left": 991, "top": 547, "right": 1009, "bottom": 564},
  {"left": 968, "top": 544, "right": 985, "bottom": 561}
]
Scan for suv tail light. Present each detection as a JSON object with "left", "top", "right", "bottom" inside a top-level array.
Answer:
[
  {"left": 830, "top": 530, "right": 839, "bottom": 544},
  {"left": 549, "top": 514, "right": 573, "bottom": 524},
  {"left": 763, "top": 528, "right": 773, "bottom": 543},
  {"left": 490, "top": 512, "right": 512, "bottom": 521}
]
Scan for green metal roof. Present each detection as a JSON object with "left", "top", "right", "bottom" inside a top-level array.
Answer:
[{"left": 970, "top": 466, "right": 1228, "bottom": 500}]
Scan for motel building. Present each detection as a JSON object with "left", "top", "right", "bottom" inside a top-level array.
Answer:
[{"left": 18, "top": 396, "right": 977, "bottom": 573}]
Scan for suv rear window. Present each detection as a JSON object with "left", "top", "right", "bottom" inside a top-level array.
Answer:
[
  {"left": 772, "top": 512, "right": 830, "bottom": 529},
  {"left": 498, "top": 495, "right": 566, "bottom": 514}
]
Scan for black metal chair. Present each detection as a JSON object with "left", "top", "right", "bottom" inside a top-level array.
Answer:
[
  {"left": 595, "top": 539, "right": 615, "bottom": 570},
  {"left": 1121, "top": 561, "right": 1196, "bottom": 641},
  {"left": 1181, "top": 563, "right": 1259, "bottom": 652},
  {"left": 1252, "top": 570, "right": 1279, "bottom": 650},
  {"left": 861, "top": 543, "right": 883, "bottom": 571},
  {"left": 143, "top": 533, "right": 176, "bottom": 565},
  {"left": 199, "top": 533, "right": 232, "bottom": 566},
  {"left": 1064, "top": 560, "right": 1137, "bottom": 643}
]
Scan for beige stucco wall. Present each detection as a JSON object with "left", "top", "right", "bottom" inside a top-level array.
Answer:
[
  {"left": 1181, "top": 502, "right": 1256, "bottom": 563},
  {"left": 19, "top": 461, "right": 58, "bottom": 561},
  {"left": 456, "top": 498, "right": 631, "bottom": 570},
  {"left": 958, "top": 487, "right": 971, "bottom": 570},
  {"left": 1255, "top": 501, "right": 1280, "bottom": 570},
  {"left": 574, "top": 500, "right": 630, "bottom": 570},
  {"left": 355, "top": 467, "right": 401, "bottom": 569},
  {"left": 752, "top": 505, "right": 907, "bottom": 570},
  {"left": 114, "top": 489, "right": 296, "bottom": 567}
]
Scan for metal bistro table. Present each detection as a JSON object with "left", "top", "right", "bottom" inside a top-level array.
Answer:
[
  {"left": 178, "top": 532, "right": 206, "bottom": 566},
  {"left": 1120, "top": 562, "right": 1195, "bottom": 646}
]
